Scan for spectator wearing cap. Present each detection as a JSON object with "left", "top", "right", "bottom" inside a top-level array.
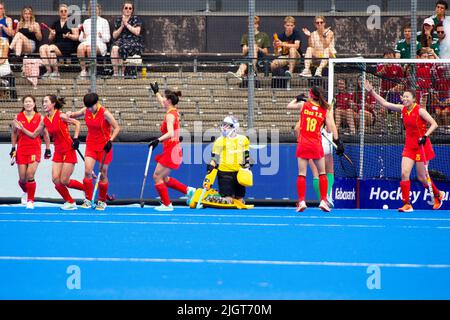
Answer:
[{"left": 417, "top": 18, "right": 440, "bottom": 57}]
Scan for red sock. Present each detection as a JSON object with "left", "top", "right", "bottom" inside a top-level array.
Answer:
[
  {"left": 18, "top": 180, "right": 27, "bottom": 193},
  {"left": 297, "top": 175, "right": 306, "bottom": 202},
  {"left": 26, "top": 180, "right": 36, "bottom": 202},
  {"left": 319, "top": 174, "right": 328, "bottom": 202},
  {"left": 423, "top": 181, "right": 440, "bottom": 198},
  {"left": 400, "top": 180, "right": 410, "bottom": 204},
  {"left": 155, "top": 182, "right": 171, "bottom": 206},
  {"left": 83, "top": 178, "right": 93, "bottom": 200},
  {"left": 68, "top": 179, "right": 84, "bottom": 191},
  {"left": 55, "top": 183, "right": 74, "bottom": 203},
  {"left": 165, "top": 177, "right": 188, "bottom": 194},
  {"left": 98, "top": 181, "right": 108, "bottom": 202}
]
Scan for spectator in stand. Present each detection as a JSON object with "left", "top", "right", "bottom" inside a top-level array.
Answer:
[
  {"left": 354, "top": 81, "right": 377, "bottom": 133},
  {"left": 0, "top": 3, "right": 14, "bottom": 43},
  {"left": 0, "top": 36, "right": 11, "bottom": 77},
  {"left": 432, "top": 64, "right": 450, "bottom": 126},
  {"left": 270, "top": 16, "right": 301, "bottom": 78},
  {"left": 77, "top": 3, "right": 111, "bottom": 78},
  {"left": 9, "top": 6, "right": 42, "bottom": 56},
  {"left": 111, "top": 2, "right": 144, "bottom": 78},
  {"left": 413, "top": 49, "right": 436, "bottom": 108},
  {"left": 39, "top": 4, "right": 80, "bottom": 79},
  {"left": 227, "top": 15, "right": 270, "bottom": 80},
  {"left": 376, "top": 49, "right": 404, "bottom": 103},
  {"left": 431, "top": 1, "right": 450, "bottom": 58},
  {"left": 334, "top": 79, "right": 356, "bottom": 135},
  {"left": 300, "top": 16, "right": 336, "bottom": 77},
  {"left": 417, "top": 18, "right": 440, "bottom": 57},
  {"left": 431, "top": 1, "right": 449, "bottom": 27},
  {"left": 435, "top": 22, "right": 450, "bottom": 58},
  {"left": 395, "top": 24, "right": 421, "bottom": 59}
]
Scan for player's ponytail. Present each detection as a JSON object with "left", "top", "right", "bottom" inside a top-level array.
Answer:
[
  {"left": 165, "top": 89, "right": 182, "bottom": 106},
  {"left": 310, "top": 86, "right": 329, "bottom": 110},
  {"left": 46, "top": 94, "right": 66, "bottom": 109}
]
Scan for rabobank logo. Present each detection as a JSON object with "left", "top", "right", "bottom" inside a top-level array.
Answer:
[{"left": 335, "top": 187, "right": 356, "bottom": 200}]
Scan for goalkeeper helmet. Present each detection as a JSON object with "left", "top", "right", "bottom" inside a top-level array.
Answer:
[{"left": 220, "top": 116, "right": 239, "bottom": 137}]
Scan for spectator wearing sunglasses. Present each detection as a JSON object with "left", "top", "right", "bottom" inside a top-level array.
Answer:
[
  {"left": 300, "top": 16, "right": 336, "bottom": 77},
  {"left": 39, "top": 4, "right": 80, "bottom": 78},
  {"left": 111, "top": 2, "right": 144, "bottom": 77}
]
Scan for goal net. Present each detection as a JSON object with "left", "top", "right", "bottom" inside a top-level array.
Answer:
[{"left": 328, "top": 57, "right": 450, "bottom": 183}]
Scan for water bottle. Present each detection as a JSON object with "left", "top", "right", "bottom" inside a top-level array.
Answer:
[{"left": 141, "top": 66, "right": 147, "bottom": 78}]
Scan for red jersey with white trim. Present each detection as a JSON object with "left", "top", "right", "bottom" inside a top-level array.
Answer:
[
  {"left": 44, "top": 110, "right": 73, "bottom": 153},
  {"left": 335, "top": 91, "right": 354, "bottom": 110},
  {"left": 16, "top": 111, "right": 41, "bottom": 153},
  {"left": 298, "top": 101, "right": 327, "bottom": 146},
  {"left": 402, "top": 104, "right": 429, "bottom": 149},
  {"left": 416, "top": 63, "right": 432, "bottom": 90},
  {"left": 376, "top": 63, "right": 404, "bottom": 92},
  {"left": 85, "top": 105, "right": 111, "bottom": 151}
]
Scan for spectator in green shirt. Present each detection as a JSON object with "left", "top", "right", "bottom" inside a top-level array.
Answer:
[
  {"left": 430, "top": 0, "right": 448, "bottom": 27},
  {"left": 417, "top": 18, "right": 440, "bottom": 56},
  {"left": 227, "top": 16, "right": 270, "bottom": 80},
  {"left": 395, "top": 24, "right": 421, "bottom": 59}
]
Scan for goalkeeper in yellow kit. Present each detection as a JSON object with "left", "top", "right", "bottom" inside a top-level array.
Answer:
[{"left": 207, "top": 116, "right": 252, "bottom": 204}]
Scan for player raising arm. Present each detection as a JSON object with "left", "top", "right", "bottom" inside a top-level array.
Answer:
[
  {"left": 365, "top": 80, "right": 444, "bottom": 212},
  {"left": 287, "top": 86, "right": 344, "bottom": 212},
  {"left": 147, "top": 82, "right": 195, "bottom": 211}
]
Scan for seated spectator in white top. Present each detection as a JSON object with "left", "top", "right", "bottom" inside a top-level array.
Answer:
[
  {"left": 300, "top": 15, "right": 336, "bottom": 77},
  {"left": 77, "top": 3, "right": 111, "bottom": 78},
  {"left": 431, "top": 1, "right": 450, "bottom": 58}
]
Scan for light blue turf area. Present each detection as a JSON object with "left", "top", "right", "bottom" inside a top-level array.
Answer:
[{"left": 0, "top": 204, "right": 450, "bottom": 299}]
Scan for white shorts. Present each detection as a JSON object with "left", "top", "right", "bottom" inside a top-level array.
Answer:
[
  {"left": 80, "top": 40, "right": 108, "bottom": 56},
  {"left": 322, "top": 129, "right": 333, "bottom": 155}
]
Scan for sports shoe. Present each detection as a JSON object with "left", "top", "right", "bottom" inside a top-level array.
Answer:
[
  {"left": 433, "top": 191, "right": 445, "bottom": 210},
  {"left": 60, "top": 202, "right": 77, "bottom": 211},
  {"left": 78, "top": 70, "right": 88, "bottom": 79},
  {"left": 319, "top": 200, "right": 331, "bottom": 212},
  {"left": 26, "top": 201, "right": 34, "bottom": 209},
  {"left": 80, "top": 199, "right": 92, "bottom": 209},
  {"left": 227, "top": 71, "right": 242, "bottom": 80},
  {"left": 327, "top": 195, "right": 334, "bottom": 208},
  {"left": 50, "top": 72, "right": 60, "bottom": 79},
  {"left": 296, "top": 200, "right": 307, "bottom": 212},
  {"left": 186, "top": 187, "right": 196, "bottom": 205},
  {"left": 300, "top": 69, "right": 312, "bottom": 77},
  {"left": 95, "top": 201, "right": 107, "bottom": 211},
  {"left": 285, "top": 70, "right": 293, "bottom": 78},
  {"left": 154, "top": 203, "right": 174, "bottom": 211},
  {"left": 42, "top": 72, "right": 52, "bottom": 78},
  {"left": 398, "top": 203, "right": 413, "bottom": 212},
  {"left": 21, "top": 192, "right": 27, "bottom": 205}
]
